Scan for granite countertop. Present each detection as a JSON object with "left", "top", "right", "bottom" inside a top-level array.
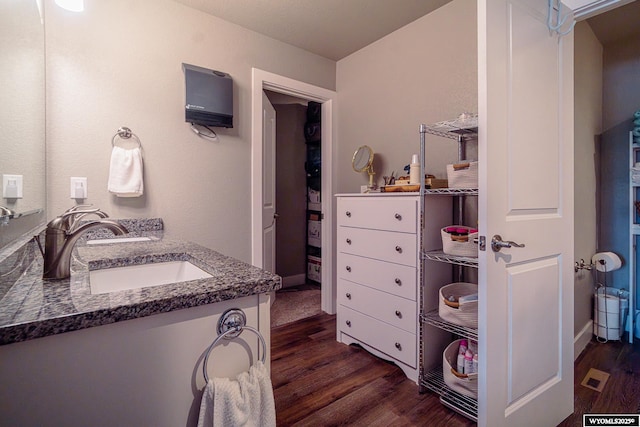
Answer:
[{"left": 0, "top": 222, "right": 281, "bottom": 346}]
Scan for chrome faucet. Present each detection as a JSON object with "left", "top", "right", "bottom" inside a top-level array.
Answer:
[
  {"left": 0, "top": 206, "right": 14, "bottom": 226},
  {"left": 39, "top": 206, "right": 128, "bottom": 279}
]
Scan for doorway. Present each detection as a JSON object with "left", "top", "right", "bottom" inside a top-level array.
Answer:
[
  {"left": 250, "top": 68, "right": 337, "bottom": 315},
  {"left": 573, "top": 0, "right": 640, "bottom": 354}
]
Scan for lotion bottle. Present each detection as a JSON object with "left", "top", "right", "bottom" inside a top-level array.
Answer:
[
  {"left": 409, "top": 154, "right": 420, "bottom": 184},
  {"left": 457, "top": 352, "right": 465, "bottom": 374},
  {"left": 464, "top": 349, "right": 474, "bottom": 374},
  {"left": 456, "top": 339, "right": 467, "bottom": 373}
]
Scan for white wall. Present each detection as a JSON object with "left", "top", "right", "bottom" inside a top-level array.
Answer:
[
  {"left": 573, "top": 21, "right": 602, "bottom": 341},
  {"left": 45, "top": 0, "right": 335, "bottom": 262},
  {"left": 336, "top": 0, "right": 477, "bottom": 194},
  {"left": 602, "top": 28, "right": 640, "bottom": 132}
]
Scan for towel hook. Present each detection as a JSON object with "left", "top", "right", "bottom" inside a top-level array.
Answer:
[
  {"left": 202, "top": 308, "right": 267, "bottom": 383},
  {"left": 111, "top": 126, "right": 142, "bottom": 148}
]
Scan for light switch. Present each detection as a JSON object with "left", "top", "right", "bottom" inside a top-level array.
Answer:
[
  {"left": 3, "top": 174, "right": 23, "bottom": 199},
  {"left": 70, "top": 177, "right": 87, "bottom": 199}
]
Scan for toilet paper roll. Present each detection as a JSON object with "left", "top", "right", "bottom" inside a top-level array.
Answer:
[{"left": 591, "top": 252, "right": 622, "bottom": 272}]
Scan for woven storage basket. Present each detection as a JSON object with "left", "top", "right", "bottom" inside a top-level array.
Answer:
[
  {"left": 446, "top": 161, "right": 478, "bottom": 189},
  {"left": 443, "top": 339, "right": 478, "bottom": 399},
  {"left": 439, "top": 282, "right": 478, "bottom": 328},
  {"left": 441, "top": 226, "right": 478, "bottom": 258}
]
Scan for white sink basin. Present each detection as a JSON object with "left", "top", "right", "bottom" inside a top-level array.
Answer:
[
  {"left": 89, "top": 260, "right": 212, "bottom": 294},
  {"left": 87, "top": 236, "right": 153, "bottom": 245}
]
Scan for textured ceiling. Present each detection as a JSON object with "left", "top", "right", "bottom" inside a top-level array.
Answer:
[{"left": 173, "top": 0, "right": 452, "bottom": 61}]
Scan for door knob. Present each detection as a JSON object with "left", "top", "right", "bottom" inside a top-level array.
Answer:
[
  {"left": 269, "top": 213, "right": 279, "bottom": 227},
  {"left": 491, "top": 235, "right": 525, "bottom": 252}
]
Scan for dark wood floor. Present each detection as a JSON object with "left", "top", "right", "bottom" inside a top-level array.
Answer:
[
  {"left": 559, "top": 336, "right": 640, "bottom": 426},
  {"left": 271, "top": 313, "right": 640, "bottom": 426}
]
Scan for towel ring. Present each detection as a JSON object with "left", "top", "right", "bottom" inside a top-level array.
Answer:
[
  {"left": 202, "top": 308, "right": 267, "bottom": 383},
  {"left": 111, "top": 126, "right": 142, "bottom": 148}
]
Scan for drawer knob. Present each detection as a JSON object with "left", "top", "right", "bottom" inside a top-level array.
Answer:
[
  {"left": 346, "top": 266, "right": 351, "bottom": 272},
  {"left": 394, "top": 213, "right": 402, "bottom": 220},
  {"left": 395, "top": 342, "right": 402, "bottom": 351},
  {"left": 395, "top": 310, "right": 402, "bottom": 318},
  {"left": 345, "top": 211, "right": 351, "bottom": 217},
  {"left": 394, "top": 278, "right": 401, "bottom": 286},
  {"left": 395, "top": 246, "right": 402, "bottom": 253},
  {"left": 346, "top": 293, "right": 351, "bottom": 299},
  {"left": 346, "top": 320, "right": 351, "bottom": 327},
  {"left": 346, "top": 238, "right": 352, "bottom": 245}
]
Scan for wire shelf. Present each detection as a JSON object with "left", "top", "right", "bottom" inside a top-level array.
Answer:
[
  {"left": 423, "top": 115, "right": 478, "bottom": 141},
  {"left": 422, "top": 250, "right": 479, "bottom": 268},
  {"left": 422, "top": 367, "right": 478, "bottom": 422},
  {"left": 421, "top": 309, "right": 478, "bottom": 340}
]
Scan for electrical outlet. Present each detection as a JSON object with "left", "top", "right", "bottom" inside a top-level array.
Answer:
[
  {"left": 3, "top": 174, "right": 23, "bottom": 199},
  {"left": 70, "top": 177, "right": 87, "bottom": 199}
]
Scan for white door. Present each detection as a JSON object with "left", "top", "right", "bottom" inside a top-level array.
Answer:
[
  {"left": 262, "top": 91, "right": 276, "bottom": 273},
  {"left": 478, "top": 1, "right": 574, "bottom": 426}
]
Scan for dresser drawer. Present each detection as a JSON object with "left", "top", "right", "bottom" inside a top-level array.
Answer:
[
  {"left": 337, "top": 227, "right": 417, "bottom": 267},
  {"left": 338, "top": 306, "right": 416, "bottom": 367},
  {"left": 337, "top": 253, "right": 416, "bottom": 300},
  {"left": 337, "top": 197, "right": 417, "bottom": 233},
  {"left": 338, "top": 280, "right": 417, "bottom": 333}
]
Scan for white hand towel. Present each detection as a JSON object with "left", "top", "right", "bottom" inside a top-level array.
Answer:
[
  {"left": 198, "top": 361, "right": 276, "bottom": 427},
  {"left": 108, "top": 146, "right": 144, "bottom": 197}
]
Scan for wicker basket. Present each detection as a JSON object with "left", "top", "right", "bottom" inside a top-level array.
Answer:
[
  {"left": 441, "top": 226, "right": 478, "bottom": 258},
  {"left": 439, "top": 282, "right": 478, "bottom": 328},
  {"left": 443, "top": 339, "right": 478, "bottom": 399},
  {"left": 446, "top": 161, "right": 478, "bottom": 189}
]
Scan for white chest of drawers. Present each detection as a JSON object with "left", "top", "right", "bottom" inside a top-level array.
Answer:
[{"left": 335, "top": 193, "right": 450, "bottom": 383}]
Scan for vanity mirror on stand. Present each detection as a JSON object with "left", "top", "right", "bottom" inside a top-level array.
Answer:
[{"left": 352, "top": 145, "right": 376, "bottom": 192}]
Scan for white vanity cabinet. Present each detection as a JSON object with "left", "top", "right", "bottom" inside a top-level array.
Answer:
[{"left": 335, "top": 193, "right": 450, "bottom": 383}]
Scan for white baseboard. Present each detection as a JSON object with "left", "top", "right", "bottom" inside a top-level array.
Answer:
[
  {"left": 574, "top": 319, "right": 593, "bottom": 361},
  {"left": 281, "top": 273, "right": 306, "bottom": 288}
]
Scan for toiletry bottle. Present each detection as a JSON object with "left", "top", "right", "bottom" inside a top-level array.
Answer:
[
  {"left": 464, "top": 349, "right": 474, "bottom": 374},
  {"left": 458, "top": 339, "right": 468, "bottom": 355},
  {"left": 456, "top": 339, "right": 468, "bottom": 373},
  {"left": 472, "top": 353, "right": 478, "bottom": 374},
  {"left": 468, "top": 339, "right": 477, "bottom": 355},
  {"left": 409, "top": 154, "right": 420, "bottom": 184},
  {"left": 457, "top": 352, "right": 465, "bottom": 374}
]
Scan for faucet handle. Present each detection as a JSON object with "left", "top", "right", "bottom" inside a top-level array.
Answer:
[
  {"left": 48, "top": 207, "right": 109, "bottom": 232},
  {"left": 60, "top": 208, "right": 108, "bottom": 220},
  {"left": 63, "top": 204, "right": 93, "bottom": 214},
  {"left": 63, "top": 209, "right": 109, "bottom": 233}
]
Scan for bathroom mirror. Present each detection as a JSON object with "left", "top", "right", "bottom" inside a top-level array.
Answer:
[
  {"left": 352, "top": 145, "right": 376, "bottom": 189},
  {"left": 0, "top": 1, "right": 47, "bottom": 250}
]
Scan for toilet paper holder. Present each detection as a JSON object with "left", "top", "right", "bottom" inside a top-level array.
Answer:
[{"left": 574, "top": 258, "right": 594, "bottom": 272}]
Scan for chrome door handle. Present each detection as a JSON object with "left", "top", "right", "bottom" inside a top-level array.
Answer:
[{"left": 491, "top": 235, "right": 525, "bottom": 252}]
